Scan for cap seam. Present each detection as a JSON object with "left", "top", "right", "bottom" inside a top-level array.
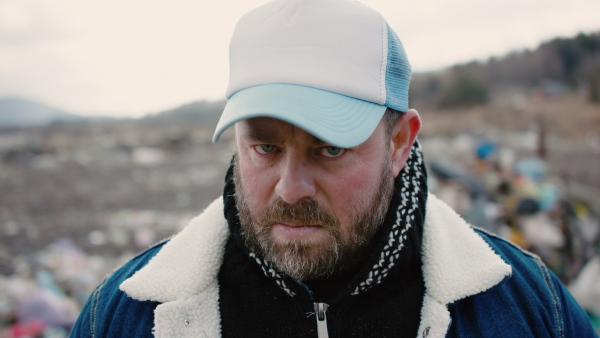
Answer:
[{"left": 379, "top": 13, "right": 385, "bottom": 104}]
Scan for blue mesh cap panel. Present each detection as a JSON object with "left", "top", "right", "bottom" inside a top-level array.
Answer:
[{"left": 384, "top": 24, "right": 412, "bottom": 112}]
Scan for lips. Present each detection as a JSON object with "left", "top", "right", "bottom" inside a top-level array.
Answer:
[{"left": 272, "top": 222, "right": 323, "bottom": 238}]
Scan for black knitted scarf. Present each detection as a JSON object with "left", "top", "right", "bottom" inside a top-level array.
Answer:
[{"left": 222, "top": 140, "right": 428, "bottom": 300}]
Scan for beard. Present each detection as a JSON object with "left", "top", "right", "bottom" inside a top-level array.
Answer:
[{"left": 234, "top": 157, "right": 394, "bottom": 281}]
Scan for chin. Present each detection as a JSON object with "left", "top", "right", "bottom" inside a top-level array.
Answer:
[{"left": 270, "top": 234, "right": 335, "bottom": 261}]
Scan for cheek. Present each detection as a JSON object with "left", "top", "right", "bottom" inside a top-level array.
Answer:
[
  {"left": 324, "top": 162, "right": 384, "bottom": 215},
  {"left": 237, "top": 154, "right": 276, "bottom": 211},
  {"left": 341, "top": 169, "right": 373, "bottom": 194}
]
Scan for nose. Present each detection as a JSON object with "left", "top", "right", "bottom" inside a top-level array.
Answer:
[{"left": 274, "top": 155, "right": 317, "bottom": 204}]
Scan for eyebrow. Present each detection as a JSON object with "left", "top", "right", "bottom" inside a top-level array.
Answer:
[
  {"left": 240, "top": 127, "right": 282, "bottom": 144},
  {"left": 311, "top": 136, "right": 327, "bottom": 146}
]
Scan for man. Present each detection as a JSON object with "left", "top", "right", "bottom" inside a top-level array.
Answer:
[{"left": 70, "top": 0, "right": 597, "bottom": 337}]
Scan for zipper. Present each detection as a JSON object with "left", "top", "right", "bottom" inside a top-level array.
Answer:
[
  {"left": 295, "top": 280, "right": 330, "bottom": 338},
  {"left": 314, "top": 302, "right": 329, "bottom": 338}
]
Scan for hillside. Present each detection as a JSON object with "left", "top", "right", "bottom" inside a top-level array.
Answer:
[
  {"left": 0, "top": 98, "right": 86, "bottom": 128},
  {"left": 410, "top": 31, "right": 600, "bottom": 111},
  {"left": 142, "top": 100, "right": 225, "bottom": 126}
]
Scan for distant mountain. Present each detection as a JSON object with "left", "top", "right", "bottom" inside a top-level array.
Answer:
[
  {"left": 0, "top": 98, "right": 87, "bottom": 128},
  {"left": 143, "top": 100, "right": 225, "bottom": 126},
  {"left": 410, "top": 31, "right": 600, "bottom": 108}
]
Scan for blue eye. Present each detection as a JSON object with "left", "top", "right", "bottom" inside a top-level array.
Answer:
[
  {"left": 255, "top": 144, "right": 277, "bottom": 154},
  {"left": 320, "top": 146, "right": 345, "bottom": 158}
]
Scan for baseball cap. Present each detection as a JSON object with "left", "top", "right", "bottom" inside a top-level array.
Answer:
[{"left": 212, "top": 0, "right": 412, "bottom": 148}]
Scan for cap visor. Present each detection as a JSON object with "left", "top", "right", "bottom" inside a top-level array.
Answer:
[{"left": 213, "top": 84, "right": 386, "bottom": 148}]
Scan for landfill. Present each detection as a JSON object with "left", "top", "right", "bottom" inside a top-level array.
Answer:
[{"left": 0, "top": 119, "right": 599, "bottom": 336}]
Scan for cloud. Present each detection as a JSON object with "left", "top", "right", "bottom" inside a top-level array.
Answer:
[
  {"left": 0, "top": 0, "right": 599, "bottom": 117},
  {"left": 0, "top": 0, "right": 70, "bottom": 46},
  {"left": 380, "top": 0, "right": 600, "bottom": 70}
]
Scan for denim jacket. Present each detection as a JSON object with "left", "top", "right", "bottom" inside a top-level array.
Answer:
[{"left": 70, "top": 194, "right": 597, "bottom": 337}]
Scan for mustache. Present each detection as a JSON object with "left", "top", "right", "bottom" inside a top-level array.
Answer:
[{"left": 257, "top": 198, "right": 339, "bottom": 229}]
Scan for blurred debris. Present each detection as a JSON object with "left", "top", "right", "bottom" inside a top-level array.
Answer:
[
  {"left": 569, "top": 256, "right": 600, "bottom": 319},
  {"left": 423, "top": 127, "right": 600, "bottom": 328},
  {"left": 0, "top": 107, "right": 598, "bottom": 334},
  {"left": 0, "top": 121, "right": 234, "bottom": 336}
]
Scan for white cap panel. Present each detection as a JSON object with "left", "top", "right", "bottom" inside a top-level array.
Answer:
[{"left": 226, "top": 0, "right": 387, "bottom": 105}]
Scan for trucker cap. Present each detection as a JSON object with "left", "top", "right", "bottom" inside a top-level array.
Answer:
[{"left": 212, "top": 0, "right": 412, "bottom": 148}]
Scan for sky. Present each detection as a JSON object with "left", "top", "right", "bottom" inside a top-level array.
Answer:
[{"left": 1, "top": 0, "right": 599, "bottom": 118}]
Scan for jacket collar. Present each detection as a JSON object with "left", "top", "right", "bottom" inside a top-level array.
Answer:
[
  {"left": 120, "top": 194, "right": 511, "bottom": 305},
  {"left": 120, "top": 198, "right": 229, "bottom": 302},
  {"left": 421, "top": 194, "right": 511, "bottom": 304}
]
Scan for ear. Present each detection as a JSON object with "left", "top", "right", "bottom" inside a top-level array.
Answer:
[{"left": 390, "top": 109, "right": 421, "bottom": 178}]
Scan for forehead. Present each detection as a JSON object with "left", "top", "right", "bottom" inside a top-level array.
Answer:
[{"left": 235, "top": 117, "right": 326, "bottom": 145}]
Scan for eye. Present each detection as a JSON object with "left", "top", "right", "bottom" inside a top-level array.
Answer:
[
  {"left": 254, "top": 144, "right": 277, "bottom": 154},
  {"left": 320, "top": 146, "right": 345, "bottom": 158}
]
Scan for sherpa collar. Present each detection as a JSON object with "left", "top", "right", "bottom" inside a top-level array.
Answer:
[
  {"left": 120, "top": 194, "right": 511, "bottom": 307},
  {"left": 119, "top": 198, "right": 229, "bottom": 302},
  {"left": 417, "top": 194, "right": 512, "bottom": 337}
]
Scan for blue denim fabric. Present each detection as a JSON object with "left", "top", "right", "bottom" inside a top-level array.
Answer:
[
  {"left": 70, "top": 231, "right": 598, "bottom": 337},
  {"left": 447, "top": 229, "right": 598, "bottom": 337},
  {"left": 69, "top": 244, "right": 163, "bottom": 337}
]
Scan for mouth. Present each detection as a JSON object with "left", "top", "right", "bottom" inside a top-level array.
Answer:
[{"left": 272, "top": 221, "right": 324, "bottom": 239}]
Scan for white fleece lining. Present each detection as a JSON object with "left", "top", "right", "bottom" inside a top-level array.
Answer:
[
  {"left": 417, "top": 194, "right": 512, "bottom": 337},
  {"left": 419, "top": 295, "right": 452, "bottom": 338},
  {"left": 120, "top": 194, "right": 511, "bottom": 338},
  {"left": 120, "top": 198, "right": 229, "bottom": 337}
]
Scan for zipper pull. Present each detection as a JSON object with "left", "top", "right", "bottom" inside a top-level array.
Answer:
[{"left": 314, "top": 302, "right": 330, "bottom": 338}]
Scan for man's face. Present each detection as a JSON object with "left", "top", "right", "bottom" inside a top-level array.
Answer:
[{"left": 233, "top": 117, "right": 396, "bottom": 281}]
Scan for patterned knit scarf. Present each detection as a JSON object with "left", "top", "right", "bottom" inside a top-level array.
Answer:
[{"left": 223, "top": 140, "right": 428, "bottom": 298}]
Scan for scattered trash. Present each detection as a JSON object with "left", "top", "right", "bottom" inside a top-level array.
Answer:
[
  {"left": 424, "top": 131, "right": 600, "bottom": 328},
  {"left": 132, "top": 147, "right": 166, "bottom": 166},
  {"left": 0, "top": 121, "right": 597, "bottom": 335},
  {"left": 569, "top": 256, "right": 600, "bottom": 319}
]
